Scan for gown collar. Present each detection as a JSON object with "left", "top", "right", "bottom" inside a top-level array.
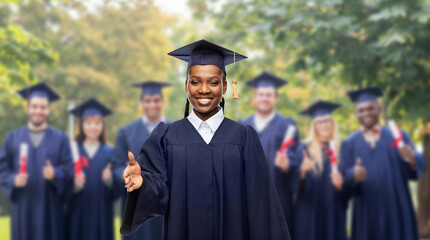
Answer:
[{"left": 187, "top": 107, "right": 225, "bottom": 133}]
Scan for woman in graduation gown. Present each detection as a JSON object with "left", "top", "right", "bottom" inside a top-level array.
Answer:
[
  {"left": 293, "top": 100, "right": 347, "bottom": 240},
  {"left": 120, "top": 39, "right": 291, "bottom": 240},
  {"left": 66, "top": 98, "right": 121, "bottom": 240}
]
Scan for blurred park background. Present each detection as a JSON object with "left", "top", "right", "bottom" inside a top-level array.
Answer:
[{"left": 0, "top": 0, "right": 429, "bottom": 239}]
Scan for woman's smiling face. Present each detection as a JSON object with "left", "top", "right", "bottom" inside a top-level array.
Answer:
[{"left": 185, "top": 64, "right": 227, "bottom": 121}]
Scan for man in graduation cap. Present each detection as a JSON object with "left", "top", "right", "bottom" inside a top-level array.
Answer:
[
  {"left": 339, "top": 87, "right": 426, "bottom": 240},
  {"left": 120, "top": 39, "right": 290, "bottom": 240},
  {"left": 111, "top": 81, "right": 171, "bottom": 240},
  {"left": 241, "top": 72, "right": 299, "bottom": 234},
  {"left": 0, "top": 82, "right": 74, "bottom": 240}
]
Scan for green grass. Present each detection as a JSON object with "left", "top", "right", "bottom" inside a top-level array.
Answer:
[
  {"left": 0, "top": 216, "right": 122, "bottom": 240},
  {"left": 0, "top": 216, "right": 10, "bottom": 240},
  {"left": 0, "top": 214, "right": 427, "bottom": 240}
]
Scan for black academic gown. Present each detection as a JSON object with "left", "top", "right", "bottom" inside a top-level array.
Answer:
[
  {"left": 0, "top": 126, "right": 74, "bottom": 240},
  {"left": 241, "top": 113, "right": 299, "bottom": 234},
  {"left": 66, "top": 143, "right": 121, "bottom": 240},
  {"left": 120, "top": 118, "right": 290, "bottom": 240},
  {"left": 292, "top": 143, "right": 347, "bottom": 240},
  {"left": 339, "top": 127, "right": 426, "bottom": 240},
  {"left": 111, "top": 118, "right": 170, "bottom": 240}
]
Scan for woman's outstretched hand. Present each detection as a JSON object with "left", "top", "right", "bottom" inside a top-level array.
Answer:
[{"left": 123, "top": 151, "right": 143, "bottom": 192}]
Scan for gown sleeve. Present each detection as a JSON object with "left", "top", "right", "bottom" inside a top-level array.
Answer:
[
  {"left": 242, "top": 126, "right": 291, "bottom": 240},
  {"left": 105, "top": 146, "right": 123, "bottom": 201},
  {"left": 338, "top": 139, "right": 356, "bottom": 200},
  {"left": 51, "top": 135, "right": 74, "bottom": 198},
  {"left": 274, "top": 120, "right": 300, "bottom": 194},
  {"left": 291, "top": 143, "right": 314, "bottom": 195},
  {"left": 400, "top": 129, "right": 426, "bottom": 180},
  {"left": 286, "top": 119, "right": 300, "bottom": 173},
  {"left": 120, "top": 123, "right": 170, "bottom": 236},
  {"left": 111, "top": 128, "right": 129, "bottom": 190},
  {"left": 0, "top": 132, "right": 18, "bottom": 200}
]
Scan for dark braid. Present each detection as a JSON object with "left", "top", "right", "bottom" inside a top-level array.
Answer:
[
  {"left": 220, "top": 97, "right": 225, "bottom": 113},
  {"left": 184, "top": 98, "right": 190, "bottom": 118}
]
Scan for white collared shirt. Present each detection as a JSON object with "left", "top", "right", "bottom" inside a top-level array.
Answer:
[
  {"left": 187, "top": 108, "right": 225, "bottom": 144},
  {"left": 254, "top": 111, "right": 276, "bottom": 133},
  {"left": 142, "top": 116, "right": 166, "bottom": 133}
]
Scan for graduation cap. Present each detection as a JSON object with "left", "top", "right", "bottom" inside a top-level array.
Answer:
[
  {"left": 131, "top": 81, "right": 171, "bottom": 97},
  {"left": 17, "top": 82, "right": 60, "bottom": 102},
  {"left": 246, "top": 72, "right": 287, "bottom": 89},
  {"left": 301, "top": 100, "right": 341, "bottom": 119},
  {"left": 168, "top": 39, "right": 247, "bottom": 74},
  {"left": 347, "top": 87, "right": 383, "bottom": 104},
  {"left": 169, "top": 39, "right": 247, "bottom": 105},
  {"left": 69, "top": 98, "right": 112, "bottom": 118}
]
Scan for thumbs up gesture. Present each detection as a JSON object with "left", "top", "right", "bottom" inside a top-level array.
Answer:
[
  {"left": 300, "top": 151, "right": 314, "bottom": 179},
  {"left": 74, "top": 172, "right": 86, "bottom": 191},
  {"left": 275, "top": 152, "right": 290, "bottom": 172},
  {"left": 102, "top": 163, "right": 112, "bottom": 182},
  {"left": 123, "top": 151, "right": 143, "bottom": 192},
  {"left": 43, "top": 160, "right": 55, "bottom": 181},
  {"left": 399, "top": 145, "right": 416, "bottom": 168},
  {"left": 330, "top": 171, "right": 343, "bottom": 191},
  {"left": 353, "top": 158, "right": 367, "bottom": 184},
  {"left": 14, "top": 173, "right": 28, "bottom": 187}
]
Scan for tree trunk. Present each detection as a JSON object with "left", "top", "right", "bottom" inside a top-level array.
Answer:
[{"left": 418, "top": 121, "right": 430, "bottom": 238}]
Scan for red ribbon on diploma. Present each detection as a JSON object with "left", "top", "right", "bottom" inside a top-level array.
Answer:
[
  {"left": 19, "top": 156, "right": 27, "bottom": 174},
  {"left": 278, "top": 139, "right": 295, "bottom": 154},
  {"left": 74, "top": 156, "right": 89, "bottom": 175},
  {"left": 329, "top": 148, "right": 338, "bottom": 168},
  {"left": 391, "top": 127, "right": 403, "bottom": 149}
]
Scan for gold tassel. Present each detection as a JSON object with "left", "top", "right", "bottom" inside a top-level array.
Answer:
[{"left": 232, "top": 80, "right": 239, "bottom": 99}]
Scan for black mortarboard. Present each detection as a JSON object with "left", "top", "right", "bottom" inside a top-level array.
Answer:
[
  {"left": 246, "top": 72, "right": 287, "bottom": 89},
  {"left": 131, "top": 81, "right": 171, "bottom": 97},
  {"left": 69, "top": 98, "right": 112, "bottom": 118},
  {"left": 17, "top": 82, "right": 60, "bottom": 102},
  {"left": 301, "top": 100, "right": 341, "bottom": 119},
  {"left": 347, "top": 87, "right": 383, "bottom": 104},
  {"left": 168, "top": 39, "right": 247, "bottom": 74}
]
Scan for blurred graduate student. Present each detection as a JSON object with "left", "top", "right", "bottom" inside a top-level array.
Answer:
[
  {"left": 66, "top": 98, "right": 121, "bottom": 240},
  {"left": 0, "top": 83, "right": 74, "bottom": 240},
  {"left": 241, "top": 72, "right": 299, "bottom": 235},
  {"left": 111, "top": 81, "right": 171, "bottom": 240},
  {"left": 293, "top": 100, "right": 347, "bottom": 240},
  {"left": 339, "top": 87, "right": 426, "bottom": 240}
]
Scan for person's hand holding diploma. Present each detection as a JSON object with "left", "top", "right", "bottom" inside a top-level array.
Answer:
[{"left": 124, "top": 151, "right": 143, "bottom": 192}]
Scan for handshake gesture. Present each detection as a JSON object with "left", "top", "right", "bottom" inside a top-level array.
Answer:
[{"left": 123, "top": 151, "right": 143, "bottom": 192}]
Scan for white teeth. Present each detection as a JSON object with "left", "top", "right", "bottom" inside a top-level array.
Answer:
[{"left": 197, "top": 98, "right": 211, "bottom": 104}]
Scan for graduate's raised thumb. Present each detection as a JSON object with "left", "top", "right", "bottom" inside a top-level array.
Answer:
[
  {"left": 46, "top": 160, "right": 52, "bottom": 166},
  {"left": 128, "top": 151, "right": 136, "bottom": 165},
  {"left": 356, "top": 158, "right": 362, "bottom": 166},
  {"left": 106, "top": 163, "right": 112, "bottom": 169},
  {"left": 303, "top": 151, "right": 308, "bottom": 159}
]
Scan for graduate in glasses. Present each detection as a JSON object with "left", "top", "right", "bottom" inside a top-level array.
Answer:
[
  {"left": 293, "top": 100, "right": 347, "bottom": 240},
  {"left": 120, "top": 39, "right": 291, "bottom": 240}
]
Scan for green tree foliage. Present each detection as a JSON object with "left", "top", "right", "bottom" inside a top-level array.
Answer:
[
  {"left": 0, "top": 0, "right": 193, "bottom": 144},
  {"left": 0, "top": 2, "right": 58, "bottom": 145},
  {"left": 190, "top": 0, "right": 430, "bottom": 137}
]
